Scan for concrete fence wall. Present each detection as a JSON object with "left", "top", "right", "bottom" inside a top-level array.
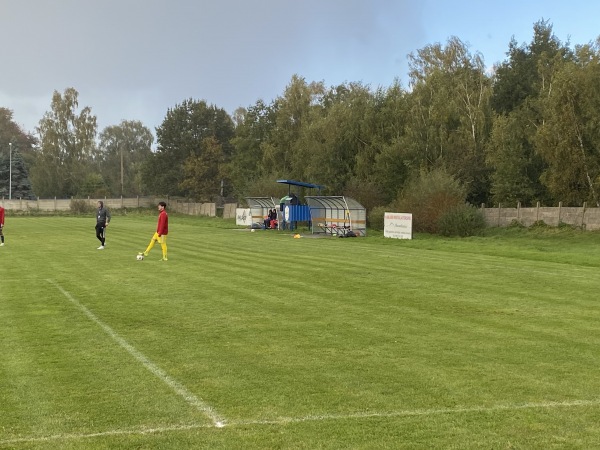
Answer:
[
  {"left": 0, "top": 196, "right": 239, "bottom": 219},
  {"left": 11, "top": 197, "right": 598, "bottom": 229},
  {"left": 483, "top": 202, "right": 600, "bottom": 230},
  {"left": 0, "top": 196, "right": 160, "bottom": 211}
]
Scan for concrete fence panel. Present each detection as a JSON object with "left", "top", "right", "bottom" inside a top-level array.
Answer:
[
  {"left": 1, "top": 197, "right": 234, "bottom": 219},
  {"left": 223, "top": 203, "right": 237, "bottom": 219},
  {"left": 483, "top": 203, "right": 600, "bottom": 230}
]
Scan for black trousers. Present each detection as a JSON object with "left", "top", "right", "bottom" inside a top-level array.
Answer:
[{"left": 95, "top": 223, "right": 105, "bottom": 245}]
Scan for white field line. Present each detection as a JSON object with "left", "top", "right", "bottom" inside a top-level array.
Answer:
[
  {"left": 2, "top": 398, "right": 600, "bottom": 446},
  {"left": 233, "top": 398, "right": 600, "bottom": 426},
  {"left": 0, "top": 423, "right": 213, "bottom": 446},
  {"left": 46, "top": 279, "right": 225, "bottom": 427}
]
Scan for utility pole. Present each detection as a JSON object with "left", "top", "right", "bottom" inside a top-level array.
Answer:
[{"left": 8, "top": 142, "right": 12, "bottom": 200}]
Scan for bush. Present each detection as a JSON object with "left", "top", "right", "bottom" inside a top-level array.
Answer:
[
  {"left": 558, "top": 221, "right": 578, "bottom": 230},
  {"left": 344, "top": 179, "right": 387, "bottom": 213},
  {"left": 438, "top": 204, "right": 486, "bottom": 237},
  {"left": 368, "top": 206, "right": 387, "bottom": 231},
  {"left": 529, "top": 220, "right": 549, "bottom": 229},
  {"left": 70, "top": 199, "right": 94, "bottom": 214},
  {"left": 507, "top": 219, "right": 526, "bottom": 229},
  {"left": 392, "top": 168, "right": 466, "bottom": 234}
]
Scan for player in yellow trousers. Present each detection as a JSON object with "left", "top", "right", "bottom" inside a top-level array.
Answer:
[{"left": 140, "top": 201, "right": 169, "bottom": 261}]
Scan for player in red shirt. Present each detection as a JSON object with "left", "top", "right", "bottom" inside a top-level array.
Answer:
[
  {"left": 0, "top": 205, "right": 5, "bottom": 246},
  {"left": 140, "top": 201, "right": 169, "bottom": 261}
]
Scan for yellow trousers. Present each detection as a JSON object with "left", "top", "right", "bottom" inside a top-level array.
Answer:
[{"left": 145, "top": 232, "right": 168, "bottom": 259}]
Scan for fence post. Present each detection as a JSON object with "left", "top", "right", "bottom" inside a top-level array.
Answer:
[
  {"left": 497, "top": 203, "right": 501, "bottom": 227},
  {"left": 517, "top": 202, "right": 521, "bottom": 221},
  {"left": 582, "top": 202, "right": 587, "bottom": 229},
  {"left": 536, "top": 201, "right": 540, "bottom": 222},
  {"left": 558, "top": 201, "right": 562, "bottom": 224}
]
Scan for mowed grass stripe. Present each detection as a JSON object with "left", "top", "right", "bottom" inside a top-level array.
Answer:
[{"left": 183, "top": 235, "right": 600, "bottom": 329}]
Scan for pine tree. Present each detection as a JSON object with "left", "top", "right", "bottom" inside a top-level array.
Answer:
[{"left": 0, "top": 147, "right": 36, "bottom": 199}]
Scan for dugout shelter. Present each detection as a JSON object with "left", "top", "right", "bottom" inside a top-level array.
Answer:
[
  {"left": 245, "top": 197, "right": 278, "bottom": 229},
  {"left": 306, "top": 196, "right": 367, "bottom": 237}
]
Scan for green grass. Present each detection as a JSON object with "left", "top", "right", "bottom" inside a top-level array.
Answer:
[{"left": 2, "top": 215, "right": 600, "bottom": 448}]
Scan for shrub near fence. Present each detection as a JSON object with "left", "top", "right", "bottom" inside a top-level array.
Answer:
[
  {"left": 482, "top": 202, "right": 600, "bottom": 230},
  {"left": 0, "top": 197, "right": 239, "bottom": 219}
]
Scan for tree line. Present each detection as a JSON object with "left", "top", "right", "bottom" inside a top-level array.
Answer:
[{"left": 1, "top": 20, "right": 600, "bottom": 211}]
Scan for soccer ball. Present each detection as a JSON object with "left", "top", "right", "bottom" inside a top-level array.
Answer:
[{"left": 136, "top": 254, "right": 144, "bottom": 261}]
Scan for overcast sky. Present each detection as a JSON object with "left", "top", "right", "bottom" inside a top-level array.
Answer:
[{"left": 1, "top": 0, "right": 599, "bottom": 139}]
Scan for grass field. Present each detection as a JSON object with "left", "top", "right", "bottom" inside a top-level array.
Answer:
[{"left": 2, "top": 214, "right": 600, "bottom": 449}]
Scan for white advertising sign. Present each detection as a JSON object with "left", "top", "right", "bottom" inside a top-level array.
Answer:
[
  {"left": 384, "top": 212, "right": 413, "bottom": 239},
  {"left": 236, "top": 208, "right": 253, "bottom": 226}
]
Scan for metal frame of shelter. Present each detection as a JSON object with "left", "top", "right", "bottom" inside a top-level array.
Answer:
[
  {"left": 245, "top": 197, "right": 278, "bottom": 228},
  {"left": 305, "top": 196, "right": 367, "bottom": 236}
]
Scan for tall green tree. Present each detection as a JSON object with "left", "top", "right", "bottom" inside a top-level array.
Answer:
[
  {"left": 145, "top": 99, "right": 234, "bottom": 197},
  {"left": 486, "top": 110, "right": 546, "bottom": 205},
  {"left": 228, "top": 101, "right": 277, "bottom": 198},
  {"left": 98, "top": 120, "right": 154, "bottom": 196},
  {"left": 292, "top": 82, "right": 372, "bottom": 194},
  {"left": 179, "top": 136, "right": 225, "bottom": 201},
  {"left": 262, "top": 75, "right": 325, "bottom": 179},
  {"left": 535, "top": 41, "right": 600, "bottom": 205},
  {"left": 368, "top": 82, "right": 413, "bottom": 203},
  {"left": 491, "top": 20, "right": 571, "bottom": 114},
  {"left": 488, "top": 20, "right": 573, "bottom": 206},
  {"left": 405, "top": 37, "right": 493, "bottom": 204},
  {"left": 31, "top": 88, "right": 98, "bottom": 197}
]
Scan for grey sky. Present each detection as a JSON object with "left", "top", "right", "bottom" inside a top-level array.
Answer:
[{"left": 1, "top": 0, "right": 599, "bottom": 137}]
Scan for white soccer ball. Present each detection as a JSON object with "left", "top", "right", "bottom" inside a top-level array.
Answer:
[{"left": 136, "top": 254, "right": 144, "bottom": 261}]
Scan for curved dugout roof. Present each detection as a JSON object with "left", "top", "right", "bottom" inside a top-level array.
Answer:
[
  {"left": 245, "top": 197, "right": 277, "bottom": 209},
  {"left": 305, "top": 196, "right": 363, "bottom": 210}
]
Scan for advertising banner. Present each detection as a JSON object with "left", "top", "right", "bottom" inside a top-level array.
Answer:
[
  {"left": 236, "top": 208, "right": 253, "bottom": 226},
  {"left": 384, "top": 212, "right": 413, "bottom": 239}
]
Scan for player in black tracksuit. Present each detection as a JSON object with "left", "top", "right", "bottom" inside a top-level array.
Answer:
[{"left": 95, "top": 201, "right": 111, "bottom": 249}]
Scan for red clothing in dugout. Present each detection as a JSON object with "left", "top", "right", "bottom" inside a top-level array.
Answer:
[{"left": 157, "top": 210, "right": 168, "bottom": 236}]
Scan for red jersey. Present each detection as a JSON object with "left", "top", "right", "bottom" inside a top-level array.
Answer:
[
  {"left": 0, "top": 207, "right": 4, "bottom": 226},
  {"left": 157, "top": 209, "right": 168, "bottom": 236}
]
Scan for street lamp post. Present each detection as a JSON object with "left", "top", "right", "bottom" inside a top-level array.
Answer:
[
  {"left": 8, "top": 142, "right": 12, "bottom": 200},
  {"left": 120, "top": 143, "right": 124, "bottom": 196}
]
